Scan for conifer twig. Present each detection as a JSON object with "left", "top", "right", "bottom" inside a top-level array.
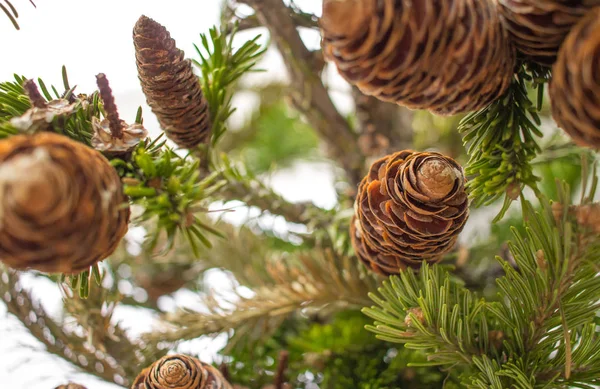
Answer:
[
  {"left": 144, "top": 249, "right": 378, "bottom": 348},
  {"left": 237, "top": 0, "right": 364, "bottom": 187},
  {"left": 274, "top": 350, "right": 289, "bottom": 389},
  {"left": 352, "top": 87, "right": 413, "bottom": 158},
  {"left": 0, "top": 268, "right": 131, "bottom": 386}
]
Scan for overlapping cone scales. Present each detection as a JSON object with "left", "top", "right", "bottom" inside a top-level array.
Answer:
[
  {"left": 550, "top": 9, "right": 600, "bottom": 149},
  {"left": 351, "top": 151, "right": 469, "bottom": 275},
  {"left": 132, "top": 354, "right": 232, "bottom": 389},
  {"left": 497, "top": 0, "right": 600, "bottom": 65},
  {"left": 0, "top": 133, "right": 130, "bottom": 274},
  {"left": 133, "top": 15, "right": 211, "bottom": 149},
  {"left": 321, "top": 0, "right": 515, "bottom": 115}
]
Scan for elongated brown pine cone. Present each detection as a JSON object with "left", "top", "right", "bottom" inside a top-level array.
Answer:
[
  {"left": 321, "top": 0, "right": 515, "bottom": 115},
  {"left": 55, "top": 384, "right": 88, "bottom": 389},
  {"left": 497, "top": 0, "right": 600, "bottom": 66},
  {"left": 132, "top": 354, "right": 232, "bottom": 389},
  {"left": 133, "top": 15, "right": 211, "bottom": 149},
  {"left": 0, "top": 132, "right": 130, "bottom": 274},
  {"left": 550, "top": 9, "right": 600, "bottom": 149},
  {"left": 351, "top": 151, "right": 469, "bottom": 275}
]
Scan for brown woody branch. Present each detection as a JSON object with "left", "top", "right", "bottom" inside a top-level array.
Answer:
[
  {"left": 352, "top": 87, "right": 414, "bottom": 159},
  {"left": 236, "top": 0, "right": 365, "bottom": 187},
  {"left": 225, "top": 6, "right": 319, "bottom": 33}
]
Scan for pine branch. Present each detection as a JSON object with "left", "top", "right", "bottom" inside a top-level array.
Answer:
[
  {"left": 213, "top": 154, "right": 332, "bottom": 227},
  {"left": 236, "top": 0, "right": 365, "bottom": 187},
  {"left": 223, "top": 0, "right": 318, "bottom": 34},
  {"left": 459, "top": 66, "right": 545, "bottom": 222},
  {"left": 192, "top": 24, "right": 265, "bottom": 148},
  {"left": 115, "top": 137, "right": 228, "bottom": 257},
  {"left": 144, "top": 248, "right": 379, "bottom": 350},
  {"left": 1, "top": 0, "right": 35, "bottom": 30},
  {"left": 0, "top": 267, "right": 130, "bottom": 386},
  {"left": 352, "top": 87, "right": 414, "bottom": 159},
  {"left": 60, "top": 284, "right": 167, "bottom": 382},
  {"left": 362, "top": 177, "right": 600, "bottom": 388}
]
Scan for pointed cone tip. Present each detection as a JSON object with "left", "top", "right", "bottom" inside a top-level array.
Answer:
[{"left": 134, "top": 14, "right": 165, "bottom": 33}]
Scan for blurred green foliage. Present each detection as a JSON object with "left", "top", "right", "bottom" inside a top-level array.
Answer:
[
  {"left": 236, "top": 101, "right": 319, "bottom": 174},
  {"left": 219, "top": 84, "right": 320, "bottom": 175},
  {"left": 224, "top": 311, "right": 452, "bottom": 388}
]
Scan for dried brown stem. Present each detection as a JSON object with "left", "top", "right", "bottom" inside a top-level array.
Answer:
[
  {"left": 274, "top": 350, "right": 289, "bottom": 389},
  {"left": 23, "top": 79, "right": 46, "bottom": 108},
  {"left": 237, "top": 0, "right": 364, "bottom": 187},
  {"left": 96, "top": 73, "right": 123, "bottom": 138},
  {"left": 352, "top": 87, "right": 413, "bottom": 159}
]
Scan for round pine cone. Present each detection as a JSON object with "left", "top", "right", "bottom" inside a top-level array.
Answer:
[
  {"left": 133, "top": 354, "right": 232, "bottom": 389},
  {"left": 321, "top": 0, "right": 515, "bottom": 115},
  {"left": 55, "top": 384, "right": 88, "bottom": 389},
  {"left": 351, "top": 150, "right": 469, "bottom": 275},
  {"left": 0, "top": 132, "right": 129, "bottom": 274},
  {"left": 550, "top": 9, "right": 600, "bottom": 149},
  {"left": 497, "top": 0, "right": 600, "bottom": 66},
  {"left": 133, "top": 15, "right": 211, "bottom": 149}
]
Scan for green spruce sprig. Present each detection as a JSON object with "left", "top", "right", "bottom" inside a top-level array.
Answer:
[
  {"left": 459, "top": 66, "right": 545, "bottom": 222},
  {"left": 0, "top": 68, "right": 99, "bottom": 144},
  {"left": 192, "top": 23, "right": 266, "bottom": 146},
  {"left": 363, "top": 177, "right": 600, "bottom": 388},
  {"left": 113, "top": 137, "right": 227, "bottom": 257}
]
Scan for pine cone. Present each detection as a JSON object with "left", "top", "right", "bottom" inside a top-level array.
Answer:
[
  {"left": 351, "top": 150, "right": 469, "bottom": 275},
  {"left": 550, "top": 9, "right": 600, "bottom": 149},
  {"left": 321, "top": 0, "right": 515, "bottom": 115},
  {"left": 0, "top": 132, "right": 130, "bottom": 274},
  {"left": 497, "top": 0, "right": 600, "bottom": 66},
  {"left": 133, "top": 15, "right": 211, "bottom": 149},
  {"left": 55, "top": 384, "right": 88, "bottom": 389},
  {"left": 133, "top": 354, "right": 232, "bottom": 389}
]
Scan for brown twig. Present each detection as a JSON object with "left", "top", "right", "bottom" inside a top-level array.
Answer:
[
  {"left": 236, "top": 0, "right": 364, "bottom": 187},
  {"left": 224, "top": 1, "right": 319, "bottom": 34},
  {"left": 96, "top": 73, "right": 123, "bottom": 138},
  {"left": 23, "top": 79, "right": 46, "bottom": 108},
  {"left": 274, "top": 350, "right": 289, "bottom": 389},
  {"left": 352, "top": 87, "right": 414, "bottom": 159}
]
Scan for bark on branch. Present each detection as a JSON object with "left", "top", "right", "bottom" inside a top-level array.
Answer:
[{"left": 237, "top": 0, "right": 365, "bottom": 187}]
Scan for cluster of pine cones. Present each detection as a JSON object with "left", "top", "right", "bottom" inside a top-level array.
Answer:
[
  {"left": 1, "top": 1, "right": 599, "bottom": 281},
  {"left": 320, "top": 0, "right": 600, "bottom": 274},
  {"left": 322, "top": 0, "right": 600, "bottom": 149},
  {"left": 0, "top": 15, "right": 213, "bottom": 276}
]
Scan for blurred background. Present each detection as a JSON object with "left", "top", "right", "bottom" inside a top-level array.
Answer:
[{"left": 0, "top": 1, "right": 588, "bottom": 388}]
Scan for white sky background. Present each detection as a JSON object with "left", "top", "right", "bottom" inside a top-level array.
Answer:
[{"left": 0, "top": 1, "right": 495, "bottom": 388}]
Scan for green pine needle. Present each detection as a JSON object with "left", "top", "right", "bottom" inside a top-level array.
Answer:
[
  {"left": 192, "top": 23, "right": 266, "bottom": 146},
  {"left": 459, "top": 65, "right": 547, "bottom": 222}
]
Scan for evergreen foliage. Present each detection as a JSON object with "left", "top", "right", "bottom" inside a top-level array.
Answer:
[{"left": 0, "top": 1, "right": 599, "bottom": 389}]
